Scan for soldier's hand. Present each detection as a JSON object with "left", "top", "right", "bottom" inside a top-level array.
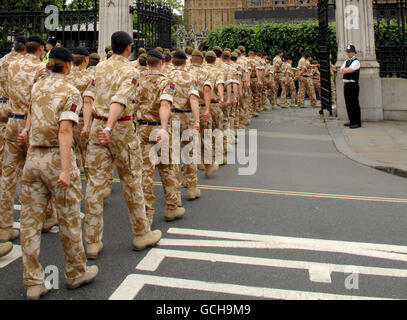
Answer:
[
  {"left": 257, "top": 81, "right": 263, "bottom": 88},
  {"left": 81, "top": 126, "right": 89, "bottom": 140},
  {"left": 98, "top": 129, "right": 111, "bottom": 146},
  {"left": 193, "top": 122, "right": 200, "bottom": 132},
  {"left": 156, "top": 128, "right": 169, "bottom": 143},
  {"left": 17, "top": 129, "right": 28, "bottom": 146},
  {"left": 226, "top": 99, "right": 231, "bottom": 108},
  {"left": 219, "top": 100, "right": 225, "bottom": 108},
  {"left": 58, "top": 171, "right": 71, "bottom": 190}
]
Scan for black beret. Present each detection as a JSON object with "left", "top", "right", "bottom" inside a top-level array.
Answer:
[
  {"left": 15, "top": 36, "right": 27, "bottom": 44},
  {"left": 47, "top": 37, "right": 57, "bottom": 46},
  {"left": 49, "top": 47, "right": 73, "bottom": 62},
  {"left": 147, "top": 49, "right": 164, "bottom": 60},
  {"left": 111, "top": 31, "right": 133, "bottom": 46},
  {"left": 173, "top": 50, "right": 187, "bottom": 60},
  {"left": 26, "top": 35, "right": 45, "bottom": 45},
  {"left": 72, "top": 47, "right": 89, "bottom": 56}
]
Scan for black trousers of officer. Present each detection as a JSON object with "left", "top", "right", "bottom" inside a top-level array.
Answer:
[{"left": 344, "top": 82, "right": 361, "bottom": 126}]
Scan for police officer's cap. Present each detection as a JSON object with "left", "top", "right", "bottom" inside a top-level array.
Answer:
[
  {"left": 47, "top": 37, "right": 57, "bottom": 46},
  {"left": 27, "top": 35, "right": 45, "bottom": 45},
  {"left": 173, "top": 50, "right": 187, "bottom": 60},
  {"left": 73, "top": 47, "right": 89, "bottom": 56},
  {"left": 205, "top": 51, "right": 216, "bottom": 58},
  {"left": 49, "top": 47, "right": 73, "bottom": 62},
  {"left": 213, "top": 46, "right": 222, "bottom": 52},
  {"left": 148, "top": 49, "right": 164, "bottom": 60},
  {"left": 346, "top": 44, "right": 357, "bottom": 53},
  {"left": 238, "top": 45, "right": 245, "bottom": 52},
  {"left": 89, "top": 53, "right": 100, "bottom": 60},
  {"left": 192, "top": 50, "right": 204, "bottom": 59},
  {"left": 111, "top": 31, "right": 133, "bottom": 46},
  {"left": 15, "top": 36, "right": 27, "bottom": 44}
]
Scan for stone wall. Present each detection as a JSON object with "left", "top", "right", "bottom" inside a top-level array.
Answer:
[{"left": 381, "top": 78, "right": 407, "bottom": 121}]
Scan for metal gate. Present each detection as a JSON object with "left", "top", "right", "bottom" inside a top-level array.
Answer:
[
  {"left": 373, "top": 0, "right": 407, "bottom": 78},
  {"left": 130, "top": 0, "right": 172, "bottom": 51},
  {"left": 318, "top": 0, "right": 335, "bottom": 116},
  {"left": 0, "top": 0, "right": 98, "bottom": 57}
]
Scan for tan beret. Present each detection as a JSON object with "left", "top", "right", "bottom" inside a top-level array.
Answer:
[
  {"left": 192, "top": 49, "right": 204, "bottom": 58},
  {"left": 213, "top": 46, "right": 222, "bottom": 52},
  {"left": 238, "top": 45, "right": 245, "bottom": 52},
  {"left": 222, "top": 51, "right": 231, "bottom": 58},
  {"left": 155, "top": 46, "right": 163, "bottom": 53},
  {"left": 138, "top": 48, "right": 146, "bottom": 54},
  {"left": 231, "top": 52, "right": 238, "bottom": 58},
  {"left": 234, "top": 49, "right": 241, "bottom": 55},
  {"left": 105, "top": 45, "right": 112, "bottom": 51},
  {"left": 205, "top": 50, "right": 216, "bottom": 58},
  {"left": 224, "top": 48, "right": 232, "bottom": 53},
  {"left": 139, "top": 53, "right": 148, "bottom": 59}
]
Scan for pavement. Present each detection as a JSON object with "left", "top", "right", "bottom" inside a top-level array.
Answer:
[
  {"left": 325, "top": 114, "right": 407, "bottom": 178},
  {"left": 2, "top": 106, "right": 407, "bottom": 300}
]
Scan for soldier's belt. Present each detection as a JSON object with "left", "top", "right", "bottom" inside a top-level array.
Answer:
[
  {"left": 302, "top": 75, "right": 310, "bottom": 78},
  {"left": 172, "top": 109, "right": 192, "bottom": 113},
  {"left": 8, "top": 114, "right": 27, "bottom": 120},
  {"left": 138, "top": 120, "right": 162, "bottom": 126},
  {"left": 0, "top": 99, "right": 8, "bottom": 103},
  {"left": 94, "top": 114, "right": 131, "bottom": 122}
]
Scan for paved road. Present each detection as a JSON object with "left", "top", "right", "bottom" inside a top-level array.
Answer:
[{"left": 2, "top": 107, "right": 407, "bottom": 300}]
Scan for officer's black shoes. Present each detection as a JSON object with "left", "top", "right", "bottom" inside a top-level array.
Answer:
[
  {"left": 344, "top": 123, "right": 351, "bottom": 127},
  {"left": 350, "top": 124, "right": 362, "bottom": 129}
]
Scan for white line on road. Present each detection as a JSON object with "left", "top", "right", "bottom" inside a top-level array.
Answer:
[
  {"left": 136, "top": 248, "right": 407, "bottom": 283},
  {"left": 167, "top": 228, "right": 407, "bottom": 255},
  {"left": 0, "top": 245, "right": 21, "bottom": 269},
  {"left": 109, "top": 274, "right": 391, "bottom": 300}
]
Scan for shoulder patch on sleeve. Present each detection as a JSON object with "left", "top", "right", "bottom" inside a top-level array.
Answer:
[
  {"left": 170, "top": 83, "right": 175, "bottom": 90},
  {"left": 132, "top": 78, "right": 137, "bottom": 85},
  {"left": 70, "top": 104, "right": 78, "bottom": 112},
  {"left": 91, "top": 79, "right": 95, "bottom": 86}
]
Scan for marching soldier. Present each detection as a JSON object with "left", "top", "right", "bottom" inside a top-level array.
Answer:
[
  {"left": 295, "top": 52, "right": 319, "bottom": 108},
  {"left": 161, "top": 49, "right": 173, "bottom": 76},
  {"left": 187, "top": 50, "right": 218, "bottom": 178},
  {"left": 279, "top": 56, "right": 297, "bottom": 108},
  {"left": 311, "top": 61, "right": 321, "bottom": 98},
  {"left": 83, "top": 31, "right": 161, "bottom": 260},
  {"left": 265, "top": 56, "right": 276, "bottom": 109},
  {"left": 18, "top": 46, "right": 98, "bottom": 300},
  {"left": 135, "top": 49, "right": 185, "bottom": 225},
  {"left": 0, "top": 36, "right": 27, "bottom": 178},
  {"left": 65, "top": 47, "right": 93, "bottom": 178},
  {"left": 247, "top": 49, "right": 264, "bottom": 117},
  {"left": 0, "top": 35, "right": 56, "bottom": 242},
  {"left": 273, "top": 49, "right": 285, "bottom": 108},
  {"left": 237, "top": 46, "right": 252, "bottom": 125},
  {"left": 168, "top": 50, "right": 201, "bottom": 200}
]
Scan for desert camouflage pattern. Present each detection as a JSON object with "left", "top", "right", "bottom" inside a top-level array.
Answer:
[
  {"left": 161, "top": 62, "right": 173, "bottom": 77},
  {"left": 0, "top": 53, "right": 48, "bottom": 230},
  {"left": 135, "top": 69, "right": 179, "bottom": 218},
  {"left": 84, "top": 54, "right": 149, "bottom": 245},
  {"left": 20, "top": 73, "right": 86, "bottom": 286},
  {"left": 280, "top": 62, "right": 297, "bottom": 107},
  {"left": 272, "top": 56, "right": 284, "bottom": 108},
  {"left": 312, "top": 67, "right": 321, "bottom": 98},
  {"left": 297, "top": 58, "right": 317, "bottom": 107}
]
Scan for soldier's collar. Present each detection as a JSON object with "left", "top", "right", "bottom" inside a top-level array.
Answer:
[
  {"left": 50, "top": 72, "right": 65, "bottom": 80},
  {"left": 148, "top": 69, "right": 164, "bottom": 76}
]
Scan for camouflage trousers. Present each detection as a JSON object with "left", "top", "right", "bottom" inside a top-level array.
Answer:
[
  {"left": 0, "top": 120, "right": 6, "bottom": 177},
  {"left": 266, "top": 80, "right": 276, "bottom": 107},
  {"left": 298, "top": 77, "right": 317, "bottom": 107},
  {"left": 0, "top": 118, "right": 55, "bottom": 230},
  {"left": 136, "top": 124, "right": 180, "bottom": 217},
  {"left": 313, "top": 79, "right": 321, "bottom": 98},
  {"left": 210, "top": 103, "right": 225, "bottom": 157},
  {"left": 172, "top": 112, "right": 198, "bottom": 189},
  {"left": 331, "top": 79, "right": 336, "bottom": 103},
  {"left": 280, "top": 79, "right": 297, "bottom": 107},
  {"left": 261, "top": 80, "right": 267, "bottom": 107},
  {"left": 84, "top": 119, "right": 150, "bottom": 245},
  {"left": 250, "top": 78, "right": 261, "bottom": 111},
  {"left": 199, "top": 107, "right": 215, "bottom": 168},
  {"left": 274, "top": 74, "right": 284, "bottom": 106},
  {"left": 20, "top": 147, "right": 86, "bottom": 286}
]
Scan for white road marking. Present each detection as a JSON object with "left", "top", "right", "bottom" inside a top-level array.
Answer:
[
  {"left": 136, "top": 248, "right": 407, "bottom": 283},
  {"left": 109, "top": 274, "right": 391, "bottom": 300},
  {"left": 0, "top": 245, "right": 22, "bottom": 269},
  {"left": 167, "top": 228, "right": 407, "bottom": 256}
]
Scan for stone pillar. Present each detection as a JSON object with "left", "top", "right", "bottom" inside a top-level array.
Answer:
[
  {"left": 98, "top": 0, "right": 133, "bottom": 57},
  {"left": 335, "top": 0, "right": 383, "bottom": 121}
]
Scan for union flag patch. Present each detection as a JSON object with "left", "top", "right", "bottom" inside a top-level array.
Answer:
[
  {"left": 91, "top": 80, "right": 95, "bottom": 87},
  {"left": 194, "top": 81, "right": 199, "bottom": 87},
  {"left": 170, "top": 83, "right": 175, "bottom": 90},
  {"left": 132, "top": 78, "right": 137, "bottom": 85},
  {"left": 70, "top": 104, "right": 77, "bottom": 112}
]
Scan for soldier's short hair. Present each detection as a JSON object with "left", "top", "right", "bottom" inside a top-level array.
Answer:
[
  {"left": 72, "top": 54, "right": 86, "bottom": 66},
  {"left": 26, "top": 41, "right": 42, "bottom": 54},
  {"left": 172, "top": 58, "right": 186, "bottom": 67},
  {"left": 147, "top": 56, "right": 161, "bottom": 67}
]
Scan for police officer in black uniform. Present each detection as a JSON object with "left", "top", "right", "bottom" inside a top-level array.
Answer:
[{"left": 339, "top": 44, "right": 361, "bottom": 129}]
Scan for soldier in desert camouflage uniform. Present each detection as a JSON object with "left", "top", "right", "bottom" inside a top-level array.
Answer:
[
  {"left": 237, "top": 46, "right": 252, "bottom": 125},
  {"left": 204, "top": 51, "right": 226, "bottom": 166},
  {"left": 0, "top": 36, "right": 27, "bottom": 178},
  {"left": 132, "top": 48, "right": 146, "bottom": 69},
  {"left": 64, "top": 47, "right": 93, "bottom": 178},
  {"left": 273, "top": 50, "right": 285, "bottom": 108},
  {"left": 295, "top": 52, "right": 318, "bottom": 108},
  {"left": 247, "top": 49, "right": 264, "bottom": 118},
  {"left": 161, "top": 49, "right": 173, "bottom": 76},
  {"left": 265, "top": 56, "right": 276, "bottom": 109},
  {"left": 187, "top": 50, "right": 219, "bottom": 178},
  {"left": 134, "top": 49, "right": 185, "bottom": 225},
  {"left": 311, "top": 61, "right": 321, "bottom": 99},
  {"left": 279, "top": 57, "right": 298, "bottom": 108},
  {"left": 168, "top": 50, "right": 201, "bottom": 200},
  {"left": 83, "top": 31, "right": 161, "bottom": 260},
  {"left": 19, "top": 47, "right": 98, "bottom": 300},
  {"left": 0, "top": 36, "right": 58, "bottom": 242}
]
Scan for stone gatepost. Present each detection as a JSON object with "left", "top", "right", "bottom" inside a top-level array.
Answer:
[
  {"left": 335, "top": 0, "right": 383, "bottom": 121},
  {"left": 98, "top": 0, "right": 133, "bottom": 57}
]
